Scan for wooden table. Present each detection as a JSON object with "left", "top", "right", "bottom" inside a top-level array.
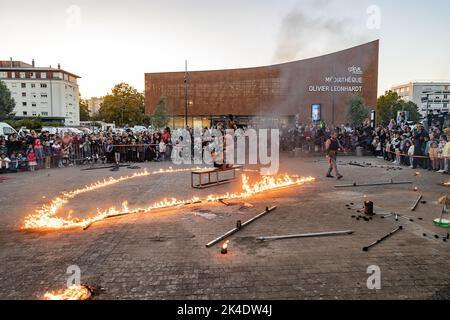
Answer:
[{"left": 191, "top": 165, "right": 243, "bottom": 189}]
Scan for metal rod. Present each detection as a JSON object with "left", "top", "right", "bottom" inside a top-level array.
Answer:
[
  {"left": 363, "top": 226, "right": 403, "bottom": 252},
  {"left": 411, "top": 194, "right": 423, "bottom": 211},
  {"left": 257, "top": 230, "right": 354, "bottom": 241},
  {"left": 335, "top": 181, "right": 413, "bottom": 188},
  {"left": 205, "top": 206, "right": 277, "bottom": 248}
]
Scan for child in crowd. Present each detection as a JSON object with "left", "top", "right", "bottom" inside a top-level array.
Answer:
[
  {"left": 26, "top": 146, "right": 37, "bottom": 171},
  {"left": 408, "top": 143, "right": 415, "bottom": 169},
  {"left": 44, "top": 141, "right": 52, "bottom": 169},
  {"left": 52, "top": 141, "right": 63, "bottom": 168},
  {"left": 438, "top": 136, "right": 447, "bottom": 173},
  {"left": 0, "top": 153, "right": 11, "bottom": 173},
  {"left": 429, "top": 140, "right": 439, "bottom": 171},
  {"left": 9, "top": 153, "right": 19, "bottom": 172},
  {"left": 34, "top": 139, "right": 44, "bottom": 169}
]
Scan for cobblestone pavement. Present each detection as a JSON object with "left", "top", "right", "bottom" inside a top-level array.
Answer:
[{"left": 0, "top": 156, "right": 449, "bottom": 300}]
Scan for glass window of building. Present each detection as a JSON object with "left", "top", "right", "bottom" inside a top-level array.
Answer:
[
  {"left": 23, "top": 111, "right": 27, "bottom": 116},
  {"left": 0, "top": 72, "right": 7, "bottom": 78},
  {"left": 22, "top": 102, "right": 27, "bottom": 106},
  {"left": 21, "top": 83, "right": 26, "bottom": 88},
  {"left": 41, "top": 72, "right": 47, "bottom": 79},
  {"left": 20, "top": 72, "right": 25, "bottom": 79},
  {"left": 22, "top": 92, "right": 26, "bottom": 97}
]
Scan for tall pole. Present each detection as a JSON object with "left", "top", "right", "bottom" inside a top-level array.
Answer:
[{"left": 184, "top": 60, "right": 188, "bottom": 128}]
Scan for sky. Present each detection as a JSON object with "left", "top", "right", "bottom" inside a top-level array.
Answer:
[{"left": 1, "top": 0, "right": 449, "bottom": 98}]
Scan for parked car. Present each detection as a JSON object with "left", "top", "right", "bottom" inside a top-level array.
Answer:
[
  {"left": 132, "top": 125, "right": 147, "bottom": 133},
  {"left": 0, "top": 122, "right": 18, "bottom": 138}
]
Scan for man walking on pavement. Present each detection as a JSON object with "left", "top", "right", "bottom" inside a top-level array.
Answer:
[{"left": 325, "top": 131, "right": 343, "bottom": 180}]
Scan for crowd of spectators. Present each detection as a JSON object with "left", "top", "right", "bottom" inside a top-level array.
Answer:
[
  {"left": 281, "top": 116, "right": 450, "bottom": 173},
  {"left": 0, "top": 127, "right": 173, "bottom": 173},
  {"left": 1, "top": 115, "right": 449, "bottom": 174}
]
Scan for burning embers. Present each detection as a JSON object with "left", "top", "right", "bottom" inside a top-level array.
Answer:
[
  {"left": 43, "top": 285, "right": 92, "bottom": 300},
  {"left": 22, "top": 168, "right": 315, "bottom": 231}
]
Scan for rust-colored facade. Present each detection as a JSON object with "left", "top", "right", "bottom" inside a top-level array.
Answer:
[{"left": 145, "top": 40, "right": 379, "bottom": 127}]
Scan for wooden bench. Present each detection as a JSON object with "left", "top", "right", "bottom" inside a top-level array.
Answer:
[{"left": 191, "top": 165, "right": 243, "bottom": 189}]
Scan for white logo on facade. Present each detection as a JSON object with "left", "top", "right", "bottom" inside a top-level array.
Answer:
[{"left": 348, "top": 66, "right": 363, "bottom": 75}]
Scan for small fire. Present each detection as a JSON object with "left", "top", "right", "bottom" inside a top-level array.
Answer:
[
  {"left": 221, "top": 240, "right": 230, "bottom": 254},
  {"left": 22, "top": 169, "right": 315, "bottom": 231},
  {"left": 43, "top": 285, "right": 91, "bottom": 300}
]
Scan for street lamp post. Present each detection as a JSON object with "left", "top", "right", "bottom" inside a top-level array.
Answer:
[{"left": 184, "top": 60, "right": 188, "bottom": 128}]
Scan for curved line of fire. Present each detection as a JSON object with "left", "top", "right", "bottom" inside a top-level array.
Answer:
[{"left": 22, "top": 167, "right": 315, "bottom": 231}]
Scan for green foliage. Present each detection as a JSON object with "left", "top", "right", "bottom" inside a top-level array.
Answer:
[
  {"left": 0, "top": 80, "right": 16, "bottom": 120},
  {"left": 6, "top": 118, "right": 42, "bottom": 130},
  {"left": 398, "top": 101, "right": 421, "bottom": 124},
  {"left": 6, "top": 118, "right": 64, "bottom": 130},
  {"left": 99, "top": 83, "right": 145, "bottom": 126},
  {"left": 377, "top": 90, "right": 421, "bottom": 125},
  {"left": 152, "top": 96, "right": 170, "bottom": 128},
  {"left": 346, "top": 95, "right": 370, "bottom": 126},
  {"left": 79, "top": 98, "right": 90, "bottom": 121}
]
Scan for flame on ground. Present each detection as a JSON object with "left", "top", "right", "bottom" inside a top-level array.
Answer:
[
  {"left": 22, "top": 168, "right": 315, "bottom": 231},
  {"left": 43, "top": 285, "right": 91, "bottom": 300}
]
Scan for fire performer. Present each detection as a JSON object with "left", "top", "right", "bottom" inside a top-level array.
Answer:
[{"left": 325, "top": 131, "right": 343, "bottom": 180}]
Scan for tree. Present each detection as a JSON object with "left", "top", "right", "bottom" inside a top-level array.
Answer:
[
  {"left": 346, "top": 95, "right": 370, "bottom": 126},
  {"left": 398, "top": 100, "right": 421, "bottom": 124},
  {"left": 99, "top": 83, "right": 144, "bottom": 126},
  {"left": 79, "top": 98, "right": 90, "bottom": 121},
  {"left": 152, "top": 96, "right": 170, "bottom": 128},
  {"left": 377, "top": 90, "right": 421, "bottom": 125},
  {"left": 0, "top": 80, "right": 16, "bottom": 120}
]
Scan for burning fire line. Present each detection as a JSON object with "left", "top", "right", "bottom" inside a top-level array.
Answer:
[
  {"left": 22, "top": 169, "right": 315, "bottom": 231},
  {"left": 43, "top": 285, "right": 92, "bottom": 300}
]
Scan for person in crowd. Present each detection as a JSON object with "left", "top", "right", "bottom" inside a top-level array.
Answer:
[
  {"left": 44, "top": 141, "right": 52, "bottom": 169},
  {"left": 26, "top": 146, "right": 37, "bottom": 171},
  {"left": 325, "top": 131, "right": 343, "bottom": 180},
  {"left": 0, "top": 153, "right": 11, "bottom": 173},
  {"left": 429, "top": 140, "right": 439, "bottom": 171},
  {"left": 34, "top": 139, "right": 44, "bottom": 169}
]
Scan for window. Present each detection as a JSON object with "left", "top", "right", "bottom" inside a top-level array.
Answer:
[
  {"left": 19, "top": 72, "right": 25, "bottom": 79},
  {"left": 0, "top": 72, "right": 7, "bottom": 78},
  {"left": 40, "top": 83, "right": 47, "bottom": 88},
  {"left": 22, "top": 102, "right": 27, "bottom": 106},
  {"left": 22, "top": 92, "right": 26, "bottom": 97},
  {"left": 53, "top": 72, "right": 63, "bottom": 79},
  {"left": 11, "top": 83, "right": 17, "bottom": 88},
  {"left": 41, "top": 94, "right": 48, "bottom": 98},
  {"left": 3, "top": 127, "right": 15, "bottom": 135},
  {"left": 21, "top": 83, "right": 26, "bottom": 88},
  {"left": 23, "top": 111, "right": 27, "bottom": 116},
  {"left": 30, "top": 72, "right": 36, "bottom": 79},
  {"left": 40, "top": 72, "right": 47, "bottom": 79},
  {"left": 41, "top": 112, "right": 48, "bottom": 116},
  {"left": 32, "top": 111, "right": 37, "bottom": 116},
  {"left": 31, "top": 102, "right": 36, "bottom": 107},
  {"left": 444, "top": 103, "right": 448, "bottom": 109},
  {"left": 31, "top": 83, "right": 36, "bottom": 88},
  {"left": 11, "top": 72, "right": 15, "bottom": 78},
  {"left": 31, "top": 94, "right": 37, "bottom": 98}
]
